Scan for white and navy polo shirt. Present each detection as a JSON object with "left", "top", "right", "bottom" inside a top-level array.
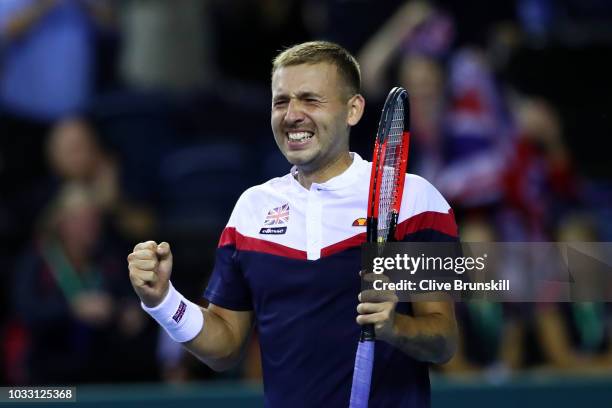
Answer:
[{"left": 204, "top": 153, "right": 457, "bottom": 408}]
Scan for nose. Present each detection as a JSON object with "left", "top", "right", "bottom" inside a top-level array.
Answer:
[{"left": 284, "top": 99, "right": 305, "bottom": 125}]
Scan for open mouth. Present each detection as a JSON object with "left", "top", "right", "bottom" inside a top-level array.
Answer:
[{"left": 287, "top": 131, "right": 314, "bottom": 144}]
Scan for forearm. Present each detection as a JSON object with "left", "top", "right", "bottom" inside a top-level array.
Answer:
[
  {"left": 389, "top": 311, "right": 457, "bottom": 364},
  {"left": 129, "top": 242, "right": 253, "bottom": 373},
  {"left": 182, "top": 307, "right": 248, "bottom": 372},
  {"left": 358, "top": 1, "right": 431, "bottom": 95}
]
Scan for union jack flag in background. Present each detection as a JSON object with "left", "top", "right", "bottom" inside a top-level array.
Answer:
[{"left": 264, "top": 203, "right": 290, "bottom": 225}]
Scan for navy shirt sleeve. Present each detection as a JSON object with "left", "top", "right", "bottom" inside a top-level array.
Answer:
[
  {"left": 203, "top": 188, "right": 254, "bottom": 312},
  {"left": 203, "top": 227, "right": 253, "bottom": 311}
]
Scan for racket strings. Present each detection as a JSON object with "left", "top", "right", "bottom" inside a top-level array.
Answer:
[{"left": 377, "top": 102, "right": 405, "bottom": 242}]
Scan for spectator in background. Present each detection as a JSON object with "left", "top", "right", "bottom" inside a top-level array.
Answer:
[
  {"left": 530, "top": 215, "right": 612, "bottom": 373},
  {"left": 434, "top": 47, "right": 516, "bottom": 211},
  {"left": 0, "top": 0, "right": 113, "bottom": 249},
  {"left": 7, "top": 116, "right": 111, "bottom": 245},
  {"left": 43, "top": 117, "right": 156, "bottom": 241},
  {"left": 396, "top": 54, "right": 445, "bottom": 182},
  {"left": 358, "top": 1, "right": 451, "bottom": 180},
  {"left": 11, "top": 184, "right": 156, "bottom": 384},
  {"left": 117, "top": 0, "right": 215, "bottom": 92},
  {"left": 359, "top": 1, "right": 516, "bottom": 219},
  {"left": 358, "top": 1, "right": 440, "bottom": 99},
  {"left": 502, "top": 97, "right": 580, "bottom": 240},
  {"left": 47, "top": 118, "right": 119, "bottom": 211},
  {"left": 441, "top": 217, "right": 524, "bottom": 377}
]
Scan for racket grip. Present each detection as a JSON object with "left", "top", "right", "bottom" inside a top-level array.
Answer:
[
  {"left": 361, "top": 324, "right": 375, "bottom": 341},
  {"left": 349, "top": 340, "right": 375, "bottom": 408}
]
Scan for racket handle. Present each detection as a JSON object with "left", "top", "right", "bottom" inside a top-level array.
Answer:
[
  {"left": 361, "top": 324, "right": 375, "bottom": 341},
  {"left": 366, "top": 217, "right": 377, "bottom": 242},
  {"left": 387, "top": 212, "right": 399, "bottom": 242},
  {"left": 349, "top": 340, "right": 375, "bottom": 408}
]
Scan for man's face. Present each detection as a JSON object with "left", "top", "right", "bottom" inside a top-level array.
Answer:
[
  {"left": 48, "top": 119, "right": 99, "bottom": 180},
  {"left": 271, "top": 62, "right": 353, "bottom": 172}
]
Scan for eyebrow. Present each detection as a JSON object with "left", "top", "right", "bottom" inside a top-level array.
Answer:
[
  {"left": 296, "top": 91, "right": 322, "bottom": 99},
  {"left": 272, "top": 91, "right": 323, "bottom": 101}
]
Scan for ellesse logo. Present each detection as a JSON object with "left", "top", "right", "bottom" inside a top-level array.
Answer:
[
  {"left": 259, "top": 227, "right": 287, "bottom": 235},
  {"left": 352, "top": 218, "right": 367, "bottom": 227}
]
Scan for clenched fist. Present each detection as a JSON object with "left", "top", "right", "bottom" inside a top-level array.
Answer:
[{"left": 127, "top": 241, "right": 173, "bottom": 307}]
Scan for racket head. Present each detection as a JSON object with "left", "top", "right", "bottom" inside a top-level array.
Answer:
[{"left": 367, "top": 87, "right": 411, "bottom": 244}]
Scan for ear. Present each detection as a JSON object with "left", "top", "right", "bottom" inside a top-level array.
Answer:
[{"left": 347, "top": 94, "right": 365, "bottom": 127}]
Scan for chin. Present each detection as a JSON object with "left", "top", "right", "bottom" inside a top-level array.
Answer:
[{"left": 284, "top": 151, "right": 316, "bottom": 167}]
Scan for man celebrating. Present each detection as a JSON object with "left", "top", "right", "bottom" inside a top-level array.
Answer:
[{"left": 128, "top": 41, "right": 458, "bottom": 407}]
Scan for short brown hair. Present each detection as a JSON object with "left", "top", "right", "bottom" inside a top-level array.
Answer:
[{"left": 272, "top": 41, "right": 361, "bottom": 96}]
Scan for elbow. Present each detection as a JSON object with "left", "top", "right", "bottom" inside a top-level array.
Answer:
[
  {"left": 189, "top": 341, "right": 243, "bottom": 373},
  {"left": 203, "top": 353, "right": 242, "bottom": 372},
  {"left": 208, "top": 364, "right": 230, "bottom": 373},
  {"left": 430, "top": 326, "right": 458, "bottom": 365},
  {"left": 417, "top": 334, "right": 456, "bottom": 365},
  {"left": 431, "top": 337, "right": 457, "bottom": 365},
  {"left": 184, "top": 345, "right": 243, "bottom": 372}
]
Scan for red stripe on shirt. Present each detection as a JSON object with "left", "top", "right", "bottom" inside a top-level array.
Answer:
[
  {"left": 218, "top": 227, "right": 307, "bottom": 260},
  {"left": 394, "top": 209, "right": 458, "bottom": 240},
  {"left": 320, "top": 232, "right": 366, "bottom": 257},
  {"left": 218, "top": 209, "right": 456, "bottom": 260}
]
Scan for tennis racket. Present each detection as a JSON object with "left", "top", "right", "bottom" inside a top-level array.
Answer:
[{"left": 349, "top": 86, "right": 410, "bottom": 408}]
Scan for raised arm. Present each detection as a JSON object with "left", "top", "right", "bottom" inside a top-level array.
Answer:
[
  {"left": 357, "top": 0, "right": 433, "bottom": 97},
  {"left": 127, "top": 241, "right": 254, "bottom": 372}
]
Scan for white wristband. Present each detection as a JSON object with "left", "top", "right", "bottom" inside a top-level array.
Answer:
[{"left": 141, "top": 282, "right": 204, "bottom": 343}]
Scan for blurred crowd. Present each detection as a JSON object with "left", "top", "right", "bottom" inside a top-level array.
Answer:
[{"left": 1, "top": 0, "right": 612, "bottom": 386}]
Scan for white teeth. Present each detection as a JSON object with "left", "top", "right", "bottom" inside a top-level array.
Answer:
[{"left": 288, "top": 131, "right": 313, "bottom": 141}]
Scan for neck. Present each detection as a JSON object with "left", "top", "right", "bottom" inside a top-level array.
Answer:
[{"left": 296, "top": 151, "right": 352, "bottom": 189}]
